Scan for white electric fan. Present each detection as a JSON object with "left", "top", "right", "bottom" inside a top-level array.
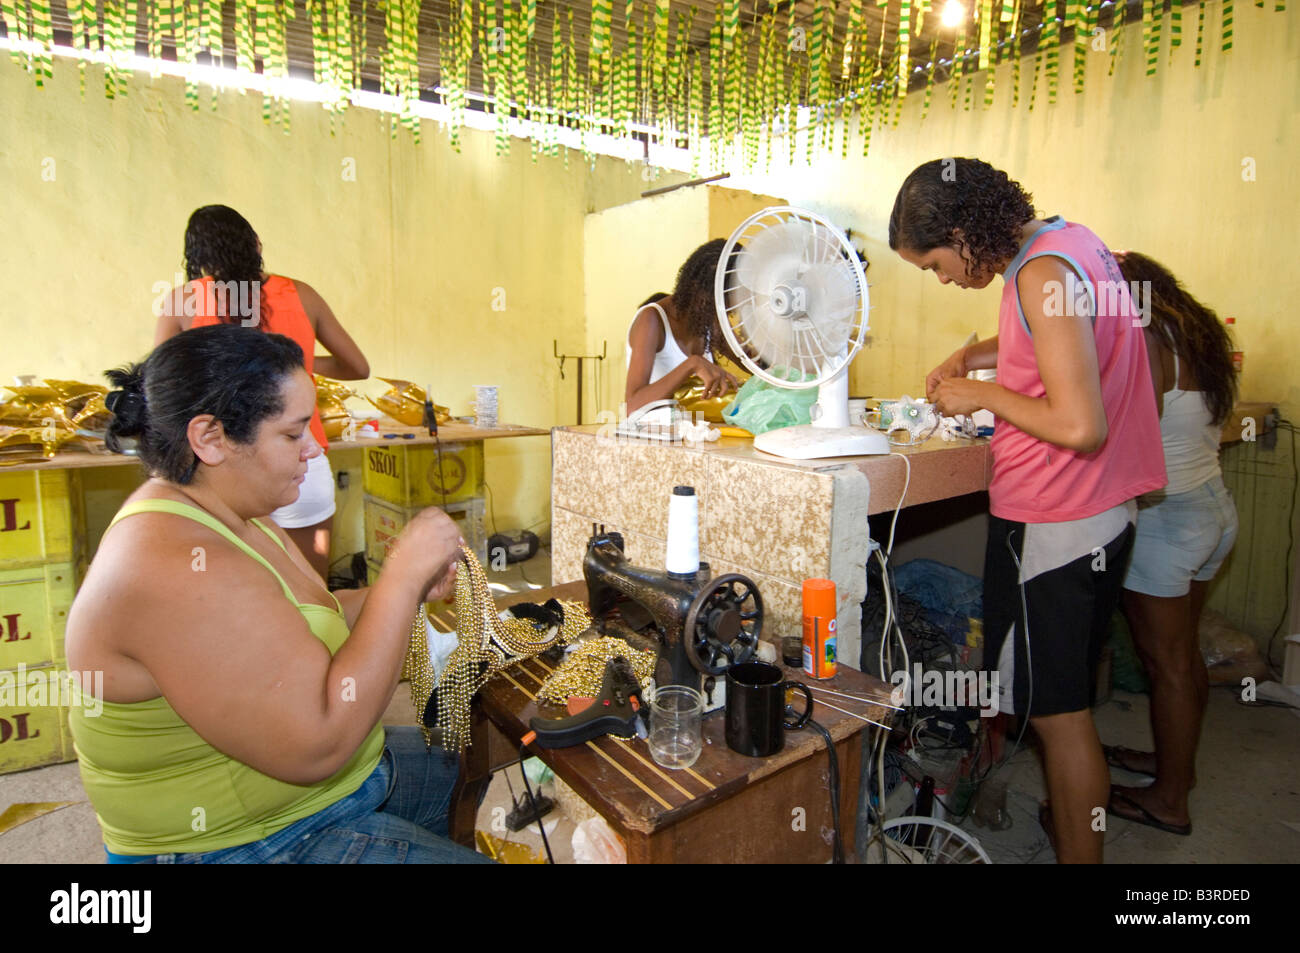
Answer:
[{"left": 716, "top": 207, "right": 889, "bottom": 459}]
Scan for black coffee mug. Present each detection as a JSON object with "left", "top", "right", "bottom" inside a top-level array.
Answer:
[{"left": 725, "top": 661, "right": 814, "bottom": 757}]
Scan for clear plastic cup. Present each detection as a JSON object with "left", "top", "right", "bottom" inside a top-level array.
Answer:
[{"left": 648, "top": 685, "right": 703, "bottom": 770}]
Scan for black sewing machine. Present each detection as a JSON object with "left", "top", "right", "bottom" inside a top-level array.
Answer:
[{"left": 583, "top": 527, "right": 764, "bottom": 693}]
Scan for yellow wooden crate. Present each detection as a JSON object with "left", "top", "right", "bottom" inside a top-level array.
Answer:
[
  {"left": 0, "top": 666, "right": 76, "bottom": 774},
  {"left": 362, "top": 442, "right": 483, "bottom": 508},
  {"left": 0, "top": 470, "right": 85, "bottom": 570},
  {"left": 0, "top": 561, "right": 82, "bottom": 671},
  {"left": 363, "top": 495, "right": 487, "bottom": 567}
]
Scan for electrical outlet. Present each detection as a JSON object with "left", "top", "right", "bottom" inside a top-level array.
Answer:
[{"left": 336, "top": 470, "right": 350, "bottom": 491}]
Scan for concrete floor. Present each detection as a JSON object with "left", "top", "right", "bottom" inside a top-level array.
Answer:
[
  {"left": 962, "top": 689, "right": 1300, "bottom": 864},
  {"left": 3, "top": 546, "right": 1297, "bottom": 864}
]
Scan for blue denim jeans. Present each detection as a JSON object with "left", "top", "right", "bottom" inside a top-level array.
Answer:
[{"left": 106, "top": 727, "right": 493, "bottom": 864}]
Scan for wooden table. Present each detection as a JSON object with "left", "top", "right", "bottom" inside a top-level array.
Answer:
[
  {"left": 438, "top": 581, "right": 897, "bottom": 864},
  {"left": 337, "top": 420, "right": 549, "bottom": 446}
]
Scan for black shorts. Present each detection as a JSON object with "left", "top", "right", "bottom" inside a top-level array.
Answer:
[{"left": 982, "top": 508, "right": 1135, "bottom": 717}]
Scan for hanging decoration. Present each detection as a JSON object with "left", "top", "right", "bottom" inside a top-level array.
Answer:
[
  {"left": 1010, "top": 0, "right": 1023, "bottom": 105},
  {"left": 1043, "top": 0, "right": 1059, "bottom": 104},
  {"left": 1111, "top": 2, "right": 1123, "bottom": 76},
  {"left": 0, "top": 0, "right": 1288, "bottom": 169}
]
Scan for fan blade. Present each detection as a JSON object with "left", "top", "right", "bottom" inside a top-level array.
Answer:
[{"left": 736, "top": 300, "right": 798, "bottom": 368}]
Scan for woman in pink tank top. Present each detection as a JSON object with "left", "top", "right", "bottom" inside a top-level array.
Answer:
[{"left": 890, "top": 159, "right": 1165, "bottom": 863}]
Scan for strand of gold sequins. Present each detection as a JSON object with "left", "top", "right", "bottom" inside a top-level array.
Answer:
[
  {"left": 535, "top": 636, "right": 657, "bottom": 706},
  {"left": 406, "top": 547, "right": 590, "bottom": 752}
]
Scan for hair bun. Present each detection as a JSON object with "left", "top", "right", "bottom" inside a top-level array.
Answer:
[{"left": 104, "top": 365, "right": 148, "bottom": 447}]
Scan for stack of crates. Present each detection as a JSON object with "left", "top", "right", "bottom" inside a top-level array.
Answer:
[
  {"left": 0, "top": 469, "right": 85, "bottom": 774},
  {"left": 361, "top": 441, "right": 487, "bottom": 587}
]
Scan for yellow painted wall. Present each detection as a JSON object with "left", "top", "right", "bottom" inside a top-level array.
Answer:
[
  {"left": 0, "top": 60, "right": 673, "bottom": 553},
  {"left": 584, "top": 187, "right": 709, "bottom": 424},
  {"left": 722, "top": 4, "right": 1299, "bottom": 416},
  {"left": 583, "top": 184, "right": 784, "bottom": 423}
]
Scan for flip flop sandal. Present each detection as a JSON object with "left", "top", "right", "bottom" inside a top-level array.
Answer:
[
  {"left": 1102, "top": 744, "right": 1156, "bottom": 778},
  {"left": 1107, "top": 787, "right": 1192, "bottom": 837}
]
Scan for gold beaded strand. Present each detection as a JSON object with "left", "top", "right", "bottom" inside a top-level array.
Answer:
[{"left": 406, "top": 547, "right": 590, "bottom": 752}]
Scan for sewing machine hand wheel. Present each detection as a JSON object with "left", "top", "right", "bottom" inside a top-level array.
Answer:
[{"left": 683, "top": 573, "right": 763, "bottom": 676}]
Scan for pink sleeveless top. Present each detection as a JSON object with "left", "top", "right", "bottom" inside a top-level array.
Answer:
[{"left": 989, "top": 218, "right": 1166, "bottom": 522}]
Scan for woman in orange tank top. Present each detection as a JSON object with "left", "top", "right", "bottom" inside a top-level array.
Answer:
[{"left": 155, "top": 205, "right": 369, "bottom": 579}]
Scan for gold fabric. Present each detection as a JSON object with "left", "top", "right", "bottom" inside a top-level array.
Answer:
[
  {"left": 0, "top": 378, "right": 109, "bottom": 461},
  {"left": 671, "top": 354, "right": 748, "bottom": 422},
  {"left": 366, "top": 378, "right": 452, "bottom": 428},
  {"left": 314, "top": 374, "right": 356, "bottom": 440}
]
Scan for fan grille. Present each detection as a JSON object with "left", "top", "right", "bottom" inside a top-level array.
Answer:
[{"left": 716, "top": 207, "right": 869, "bottom": 390}]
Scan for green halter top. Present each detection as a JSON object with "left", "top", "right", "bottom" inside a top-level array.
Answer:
[{"left": 69, "top": 499, "right": 384, "bottom": 855}]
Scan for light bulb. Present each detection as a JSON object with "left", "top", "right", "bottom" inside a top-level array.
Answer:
[{"left": 941, "top": 0, "right": 966, "bottom": 28}]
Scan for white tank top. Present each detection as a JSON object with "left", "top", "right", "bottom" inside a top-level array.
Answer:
[
  {"left": 1160, "top": 351, "right": 1223, "bottom": 495},
  {"left": 626, "top": 301, "right": 712, "bottom": 386}
]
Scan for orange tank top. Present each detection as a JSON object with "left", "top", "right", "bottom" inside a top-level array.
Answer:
[{"left": 190, "top": 274, "right": 328, "bottom": 449}]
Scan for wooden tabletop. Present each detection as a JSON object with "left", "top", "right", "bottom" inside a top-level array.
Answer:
[
  {"left": 334, "top": 420, "right": 549, "bottom": 448},
  {"left": 429, "top": 580, "right": 896, "bottom": 837},
  {"left": 0, "top": 420, "right": 548, "bottom": 472}
]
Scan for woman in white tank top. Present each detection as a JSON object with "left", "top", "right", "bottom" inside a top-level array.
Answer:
[
  {"left": 625, "top": 240, "right": 743, "bottom": 414},
  {"left": 1105, "top": 251, "right": 1239, "bottom": 838}
]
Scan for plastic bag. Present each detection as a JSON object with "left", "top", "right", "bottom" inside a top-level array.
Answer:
[
  {"left": 571, "top": 816, "right": 627, "bottom": 864},
  {"left": 722, "top": 368, "right": 817, "bottom": 435},
  {"left": 1199, "top": 609, "right": 1271, "bottom": 685}
]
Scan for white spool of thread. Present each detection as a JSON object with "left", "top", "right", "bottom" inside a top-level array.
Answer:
[{"left": 665, "top": 485, "right": 700, "bottom": 576}]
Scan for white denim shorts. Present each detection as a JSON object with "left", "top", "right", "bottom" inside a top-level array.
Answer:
[
  {"left": 270, "top": 452, "right": 337, "bottom": 529},
  {"left": 1123, "top": 474, "right": 1238, "bottom": 598}
]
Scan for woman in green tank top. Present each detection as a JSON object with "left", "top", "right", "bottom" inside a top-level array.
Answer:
[{"left": 66, "top": 326, "right": 489, "bottom": 863}]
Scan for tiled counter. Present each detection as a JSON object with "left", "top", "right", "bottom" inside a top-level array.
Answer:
[{"left": 550, "top": 426, "right": 991, "bottom": 671}]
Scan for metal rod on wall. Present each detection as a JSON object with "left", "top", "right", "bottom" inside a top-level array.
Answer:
[{"left": 553, "top": 339, "right": 607, "bottom": 425}]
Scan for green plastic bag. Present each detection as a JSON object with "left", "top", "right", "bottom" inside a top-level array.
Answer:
[{"left": 723, "top": 368, "right": 817, "bottom": 435}]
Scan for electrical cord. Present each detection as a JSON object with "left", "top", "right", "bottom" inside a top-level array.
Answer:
[
  {"left": 886, "top": 452, "right": 912, "bottom": 558},
  {"left": 1002, "top": 529, "right": 1034, "bottom": 767},
  {"left": 874, "top": 725, "right": 888, "bottom": 864},
  {"left": 483, "top": 479, "right": 540, "bottom": 588},
  {"left": 1266, "top": 420, "right": 1297, "bottom": 673},
  {"left": 517, "top": 745, "right": 555, "bottom": 864},
  {"left": 804, "top": 718, "right": 844, "bottom": 864}
]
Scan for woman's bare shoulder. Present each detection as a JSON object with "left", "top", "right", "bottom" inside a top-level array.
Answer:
[
  {"left": 629, "top": 304, "right": 667, "bottom": 347},
  {"left": 78, "top": 487, "right": 282, "bottom": 619}
]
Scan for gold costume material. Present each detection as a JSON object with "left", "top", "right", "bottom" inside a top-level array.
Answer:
[
  {"left": 0, "top": 379, "right": 109, "bottom": 462},
  {"left": 367, "top": 378, "right": 452, "bottom": 428},
  {"left": 314, "top": 374, "right": 357, "bottom": 441},
  {"left": 536, "top": 637, "right": 656, "bottom": 706},
  {"left": 406, "top": 548, "right": 589, "bottom": 752},
  {"left": 671, "top": 355, "right": 748, "bottom": 422}
]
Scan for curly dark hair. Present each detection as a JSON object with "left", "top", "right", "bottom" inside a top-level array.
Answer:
[
  {"left": 1115, "top": 251, "right": 1238, "bottom": 426},
  {"left": 889, "top": 158, "right": 1036, "bottom": 278},
  {"left": 672, "top": 239, "right": 730, "bottom": 352},
  {"left": 105, "top": 325, "right": 306, "bottom": 484},
  {"left": 183, "top": 205, "right": 269, "bottom": 325}
]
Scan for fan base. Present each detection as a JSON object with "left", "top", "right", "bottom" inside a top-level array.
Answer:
[{"left": 753, "top": 425, "right": 891, "bottom": 459}]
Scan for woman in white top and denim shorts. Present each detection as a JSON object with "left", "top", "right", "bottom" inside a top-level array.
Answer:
[{"left": 1106, "top": 251, "right": 1239, "bottom": 837}]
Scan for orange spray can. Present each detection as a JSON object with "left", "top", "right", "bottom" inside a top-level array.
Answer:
[{"left": 802, "top": 578, "right": 838, "bottom": 679}]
